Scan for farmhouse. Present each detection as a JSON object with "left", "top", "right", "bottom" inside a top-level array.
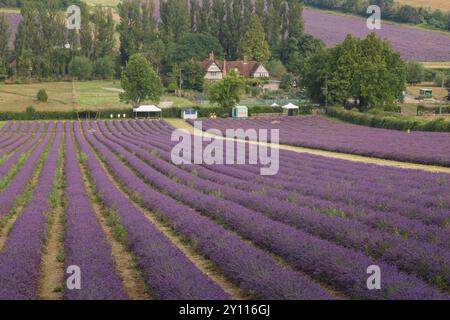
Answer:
[{"left": 202, "top": 51, "right": 269, "bottom": 81}]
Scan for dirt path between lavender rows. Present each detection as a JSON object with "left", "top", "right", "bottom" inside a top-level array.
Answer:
[{"left": 166, "top": 119, "right": 450, "bottom": 174}]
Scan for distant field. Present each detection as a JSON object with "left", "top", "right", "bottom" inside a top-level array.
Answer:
[
  {"left": 0, "top": 82, "right": 75, "bottom": 112},
  {"left": 303, "top": 8, "right": 450, "bottom": 61},
  {"left": 0, "top": 80, "right": 193, "bottom": 112},
  {"left": 397, "top": 0, "right": 450, "bottom": 11},
  {"left": 0, "top": 7, "right": 20, "bottom": 13},
  {"left": 407, "top": 83, "right": 449, "bottom": 100},
  {"left": 421, "top": 61, "right": 450, "bottom": 69},
  {"left": 83, "top": 0, "right": 121, "bottom": 7}
]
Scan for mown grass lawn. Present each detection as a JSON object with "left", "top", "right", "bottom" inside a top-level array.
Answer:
[
  {"left": 0, "top": 80, "right": 195, "bottom": 112},
  {"left": 421, "top": 61, "right": 450, "bottom": 69},
  {"left": 0, "top": 7, "right": 20, "bottom": 13},
  {"left": 0, "top": 82, "right": 75, "bottom": 112},
  {"left": 407, "top": 82, "right": 449, "bottom": 100},
  {"left": 396, "top": 0, "right": 450, "bottom": 12},
  {"left": 84, "top": 0, "right": 121, "bottom": 7}
]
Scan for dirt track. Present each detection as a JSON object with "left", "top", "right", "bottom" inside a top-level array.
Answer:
[{"left": 166, "top": 118, "right": 450, "bottom": 174}]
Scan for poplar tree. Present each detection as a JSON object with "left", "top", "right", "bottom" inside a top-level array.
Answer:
[
  {"left": 287, "top": 0, "right": 304, "bottom": 39},
  {"left": 242, "top": 16, "right": 271, "bottom": 63},
  {"left": 210, "top": 0, "right": 225, "bottom": 43},
  {"left": 91, "top": 7, "right": 116, "bottom": 60},
  {"left": 160, "top": 0, "right": 190, "bottom": 44},
  {"left": 198, "top": 0, "right": 211, "bottom": 33},
  {"left": 14, "top": 0, "right": 65, "bottom": 78},
  {"left": 0, "top": 15, "right": 9, "bottom": 78},
  {"left": 117, "top": 0, "right": 158, "bottom": 65}
]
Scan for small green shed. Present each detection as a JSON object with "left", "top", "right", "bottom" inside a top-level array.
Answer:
[
  {"left": 419, "top": 88, "right": 433, "bottom": 98},
  {"left": 232, "top": 106, "right": 248, "bottom": 118}
]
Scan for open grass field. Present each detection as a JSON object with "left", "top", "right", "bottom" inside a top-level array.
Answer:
[
  {"left": 407, "top": 82, "right": 449, "bottom": 100},
  {"left": 0, "top": 119, "right": 449, "bottom": 300},
  {"left": 0, "top": 80, "right": 193, "bottom": 112},
  {"left": 421, "top": 61, "right": 450, "bottom": 69},
  {"left": 397, "top": 0, "right": 450, "bottom": 12},
  {"left": 0, "top": 8, "right": 20, "bottom": 14},
  {"left": 84, "top": 0, "right": 122, "bottom": 6},
  {"left": 0, "top": 82, "right": 75, "bottom": 112}
]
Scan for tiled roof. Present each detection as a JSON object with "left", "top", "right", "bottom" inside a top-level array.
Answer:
[{"left": 202, "top": 59, "right": 263, "bottom": 77}]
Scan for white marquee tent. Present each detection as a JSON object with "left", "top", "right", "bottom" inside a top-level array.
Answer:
[
  {"left": 282, "top": 103, "right": 299, "bottom": 116},
  {"left": 282, "top": 103, "right": 299, "bottom": 110},
  {"left": 133, "top": 105, "right": 162, "bottom": 118}
]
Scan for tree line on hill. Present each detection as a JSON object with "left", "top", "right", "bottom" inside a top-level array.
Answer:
[
  {"left": 0, "top": 0, "right": 322, "bottom": 90},
  {"left": 0, "top": 0, "right": 82, "bottom": 7},
  {"left": 305, "top": 0, "right": 450, "bottom": 31},
  {"left": 0, "top": 0, "right": 413, "bottom": 111}
]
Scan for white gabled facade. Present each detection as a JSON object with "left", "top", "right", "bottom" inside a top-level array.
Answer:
[
  {"left": 252, "top": 64, "right": 269, "bottom": 78},
  {"left": 204, "top": 63, "right": 223, "bottom": 81}
]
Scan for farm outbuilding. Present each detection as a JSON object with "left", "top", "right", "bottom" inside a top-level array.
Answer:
[
  {"left": 282, "top": 103, "right": 299, "bottom": 116},
  {"left": 419, "top": 88, "right": 433, "bottom": 98},
  {"left": 232, "top": 106, "right": 248, "bottom": 118},
  {"left": 181, "top": 108, "right": 198, "bottom": 120},
  {"left": 133, "top": 105, "right": 162, "bottom": 119}
]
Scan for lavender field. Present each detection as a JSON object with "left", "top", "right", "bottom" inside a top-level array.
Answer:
[
  {"left": 0, "top": 119, "right": 449, "bottom": 300},
  {"left": 198, "top": 116, "right": 450, "bottom": 167},
  {"left": 303, "top": 8, "right": 450, "bottom": 61}
]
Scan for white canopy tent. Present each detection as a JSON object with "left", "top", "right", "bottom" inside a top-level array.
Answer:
[
  {"left": 271, "top": 103, "right": 279, "bottom": 107},
  {"left": 282, "top": 103, "right": 299, "bottom": 116},
  {"left": 282, "top": 103, "right": 299, "bottom": 110},
  {"left": 133, "top": 105, "right": 162, "bottom": 119}
]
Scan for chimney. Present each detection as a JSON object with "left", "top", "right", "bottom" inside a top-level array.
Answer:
[
  {"left": 223, "top": 59, "right": 227, "bottom": 77},
  {"left": 209, "top": 51, "right": 215, "bottom": 61},
  {"left": 243, "top": 56, "right": 248, "bottom": 64}
]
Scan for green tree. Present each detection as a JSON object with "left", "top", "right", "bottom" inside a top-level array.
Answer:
[
  {"left": 172, "top": 61, "right": 206, "bottom": 92},
  {"left": 266, "top": 0, "right": 283, "bottom": 53},
  {"left": 91, "top": 7, "right": 116, "bottom": 60},
  {"left": 208, "top": 69, "right": 245, "bottom": 108},
  {"left": 282, "top": 37, "right": 302, "bottom": 74},
  {"left": 287, "top": 0, "right": 304, "bottom": 39},
  {"left": 242, "top": 16, "right": 271, "bottom": 63},
  {"left": 93, "top": 56, "right": 115, "bottom": 79},
  {"left": 405, "top": 61, "right": 424, "bottom": 84},
  {"left": 304, "top": 33, "right": 406, "bottom": 109},
  {"left": 14, "top": 0, "right": 65, "bottom": 78},
  {"left": 198, "top": 0, "right": 211, "bottom": 33},
  {"left": 117, "top": 0, "right": 159, "bottom": 65},
  {"left": 160, "top": 0, "right": 190, "bottom": 44},
  {"left": 37, "top": 89, "right": 48, "bottom": 102},
  {"left": 433, "top": 72, "right": 447, "bottom": 88},
  {"left": 266, "top": 59, "right": 288, "bottom": 80},
  {"left": 303, "top": 48, "right": 333, "bottom": 103},
  {"left": 120, "top": 54, "right": 163, "bottom": 106},
  {"left": 69, "top": 56, "right": 93, "bottom": 80},
  {"left": 170, "top": 33, "right": 224, "bottom": 64},
  {"left": 0, "top": 15, "right": 9, "bottom": 78},
  {"left": 209, "top": 0, "right": 225, "bottom": 40},
  {"left": 445, "top": 78, "right": 450, "bottom": 101}
]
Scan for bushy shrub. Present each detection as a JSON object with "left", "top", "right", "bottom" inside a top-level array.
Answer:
[
  {"left": 93, "top": 56, "right": 115, "bottom": 80},
  {"left": 326, "top": 107, "right": 450, "bottom": 132},
  {"left": 69, "top": 56, "right": 93, "bottom": 80},
  {"left": 166, "top": 82, "right": 178, "bottom": 93},
  {"left": 36, "top": 89, "right": 48, "bottom": 102}
]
